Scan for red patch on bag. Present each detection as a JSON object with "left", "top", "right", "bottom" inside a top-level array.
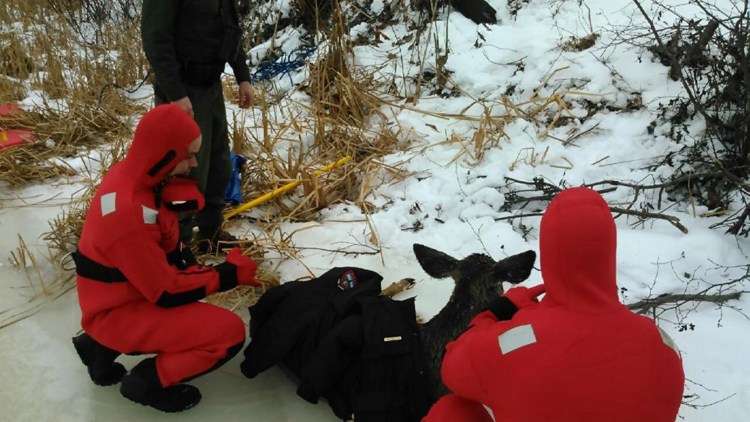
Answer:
[
  {"left": 1, "top": 104, "right": 35, "bottom": 151},
  {"left": 338, "top": 269, "right": 358, "bottom": 291},
  {"left": 0, "top": 104, "right": 21, "bottom": 116},
  {"left": 0, "top": 129, "right": 34, "bottom": 150}
]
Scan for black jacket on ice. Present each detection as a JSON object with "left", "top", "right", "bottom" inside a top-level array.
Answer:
[
  {"left": 241, "top": 268, "right": 432, "bottom": 421},
  {"left": 241, "top": 267, "right": 383, "bottom": 378}
]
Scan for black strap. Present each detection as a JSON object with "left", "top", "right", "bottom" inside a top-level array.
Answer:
[
  {"left": 73, "top": 250, "right": 127, "bottom": 283},
  {"left": 147, "top": 150, "right": 177, "bottom": 177}
]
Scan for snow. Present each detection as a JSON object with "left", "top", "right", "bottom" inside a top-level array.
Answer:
[{"left": 2, "top": 0, "right": 750, "bottom": 420}]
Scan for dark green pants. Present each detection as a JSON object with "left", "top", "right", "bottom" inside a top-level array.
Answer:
[{"left": 154, "top": 80, "right": 231, "bottom": 242}]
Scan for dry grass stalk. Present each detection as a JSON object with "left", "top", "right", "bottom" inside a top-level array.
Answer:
[
  {"left": 234, "top": 130, "right": 398, "bottom": 221},
  {"left": 205, "top": 253, "right": 281, "bottom": 310},
  {"left": 0, "top": 0, "right": 47, "bottom": 25},
  {"left": 0, "top": 99, "right": 136, "bottom": 186},
  {"left": 4, "top": 0, "right": 146, "bottom": 100},
  {"left": 231, "top": 85, "right": 400, "bottom": 221},
  {"left": 2, "top": 231, "right": 77, "bottom": 330},
  {"left": 0, "top": 31, "right": 33, "bottom": 80},
  {"left": 1, "top": 0, "right": 143, "bottom": 188},
  {"left": 43, "top": 189, "right": 93, "bottom": 259},
  {"left": 509, "top": 146, "right": 550, "bottom": 171},
  {"left": 222, "top": 75, "right": 241, "bottom": 105},
  {"left": 4, "top": 230, "right": 77, "bottom": 321},
  {"left": 204, "top": 224, "right": 315, "bottom": 310},
  {"left": 560, "top": 33, "right": 599, "bottom": 52},
  {"left": 10, "top": 235, "right": 47, "bottom": 295},
  {"left": 0, "top": 75, "right": 26, "bottom": 103},
  {"left": 470, "top": 102, "right": 509, "bottom": 162},
  {"left": 307, "top": 6, "right": 382, "bottom": 149}
]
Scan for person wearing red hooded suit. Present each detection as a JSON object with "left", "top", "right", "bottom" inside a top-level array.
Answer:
[
  {"left": 423, "top": 187, "right": 685, "bottom": 422},
  {"left": 71, "top": 104, "right": 260, "bottom": 413}
]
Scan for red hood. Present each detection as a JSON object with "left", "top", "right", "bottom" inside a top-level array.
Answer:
[
  {"left": 540, "top": 187, "right": 620, "bottom": 311},
  {"left": 121, "top": 104, "right": 201, "bottom": 188}
]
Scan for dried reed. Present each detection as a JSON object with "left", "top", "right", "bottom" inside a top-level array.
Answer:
[{"left": 0, "top": 99, "right": 136, "bottom": 186}]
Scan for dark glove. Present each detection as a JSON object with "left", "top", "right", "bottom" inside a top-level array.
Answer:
[
  {"left": 488, "top": 284, "right": 545, "bottom": 320},
  {"left": 166, "top": 242, "right": 197, "bottom": 270}
]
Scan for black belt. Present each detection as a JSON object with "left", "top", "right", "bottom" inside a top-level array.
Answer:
[{"left": 73, "top": 250, "right": 127, "bottom": 283}]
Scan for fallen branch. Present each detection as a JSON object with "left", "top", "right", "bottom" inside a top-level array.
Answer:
[
  {"left": 500, "top": 177, "right": 687, "bottom": 232},
  {"left": 610, "top": 206, "right": 688, "bottom": 234},
  {"left": 626, "top": 291, "right": 742, "bottom": 314},
  {"left": 495, "top": 206, "right": 687, "bottom": 233},
  {"left": 293, "top": 246, "right": 381, "bottom": 256}
]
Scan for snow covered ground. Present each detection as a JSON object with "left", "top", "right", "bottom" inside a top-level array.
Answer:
[{"left": 1, "top": 0, "right": 750, "bottom": 420}]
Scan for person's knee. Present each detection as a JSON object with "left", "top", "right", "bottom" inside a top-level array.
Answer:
[
  {"left": 424, "top": 394, "right": 493, "bottom": 422},
  {"left": 210, "top": 313, "right": 245, "bottom": 367},
  {"left": 220, "top": 312, "right": 246, "bottom": 346}
]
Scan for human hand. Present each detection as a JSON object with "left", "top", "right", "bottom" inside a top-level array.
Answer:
[
  {"left": 238, "top": 81, "right": 254, "bottom": 109},
  {"left": 502, "top": 285, "right": 546, "bottom": 309},
  {"left": 172, "top": 96, "right": 194, "bottom": 118},
  {"left": 225, "top": 248, "right": 261, "bottom": 287}
]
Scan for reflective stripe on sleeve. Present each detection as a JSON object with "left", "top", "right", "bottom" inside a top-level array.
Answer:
[
  {"left": 142, "top": 205, "right": 158, "bottom": 224},
  {"left": 101, "top": 192, "right": 116, "bottom": 216},
  {"left": 498, "top": 324, "right": 537, "bottom": 355},
  {"left": 657, "top": 327, "right": 680, "bottom": 355}
]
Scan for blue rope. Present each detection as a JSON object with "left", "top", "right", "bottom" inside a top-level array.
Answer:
[{"left": 250, "top": 46, "right": 317, "bottom": 84}]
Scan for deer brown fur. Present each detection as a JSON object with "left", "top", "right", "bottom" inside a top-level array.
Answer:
[{"left": 410, "top": 243, "right": 536, "bottom": 400}]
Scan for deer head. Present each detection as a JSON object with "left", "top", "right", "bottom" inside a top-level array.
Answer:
[{"left": 413, "top": 243, "right": 536, "bottom": 400}]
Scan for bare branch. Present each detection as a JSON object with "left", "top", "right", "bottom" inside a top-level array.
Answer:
[{"left": 626, "top": 292, "right": 742, "bottom": 314}]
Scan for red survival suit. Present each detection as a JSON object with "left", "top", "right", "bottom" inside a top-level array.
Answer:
[
  {"left": 424, "top": 187, "right": 685, "bottom": 422},
  {"left": 75, "top": 104, "right": 245, "bottom": 387}
]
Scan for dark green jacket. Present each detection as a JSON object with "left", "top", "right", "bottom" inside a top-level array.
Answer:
[{"left": 141, "top": 0, "right": 251, "bottom": 101}]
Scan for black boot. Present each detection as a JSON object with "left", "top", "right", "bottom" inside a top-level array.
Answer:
[
  {"left": 72, "top": 333, "right": 126, "bottom": 386},
  {"left": 120, "top": 358, "right": 202, "bottom": 413}
]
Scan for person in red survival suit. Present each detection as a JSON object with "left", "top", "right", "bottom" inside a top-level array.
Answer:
[
  {"left": 71, "top": 104, "right": 261, "bottom": 413},
  {"left": 423, "top": 187, "right": 685, "bottom": 422}
]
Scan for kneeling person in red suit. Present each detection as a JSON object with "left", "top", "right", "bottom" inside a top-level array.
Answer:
[
  {"left": 424, "top": 187, "right": 685, "bottom": 422},
  {"left": 71, "top": 104, "right": 260, "bottom": 412}
]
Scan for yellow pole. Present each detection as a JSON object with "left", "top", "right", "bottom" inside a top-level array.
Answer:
[{"left": 224, "top": 156, "right": 352, "bottom": 220}]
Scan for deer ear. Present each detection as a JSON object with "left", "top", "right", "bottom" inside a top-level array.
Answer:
[
  {"left": 493, "top": 250, "right": 536, "bottom": 284},
  {"left": 413, "top": 243, "right": 458, "bottom": 279}
]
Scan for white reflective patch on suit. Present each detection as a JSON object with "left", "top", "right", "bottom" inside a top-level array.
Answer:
[
  {"left": 657, "top": 327, "right": 679, "bottom": 355},
  {"left": 142, "top": 205, "right": 158, "bottom": 224},
  {"left": 483, "top": 405, "right": 496, "bottom": 421},
  {"left": 498, "top": 324, "right": 537, "bottom": 355},
  {"left": 100, "top": 192, "right": 116, "bottom": 216}
]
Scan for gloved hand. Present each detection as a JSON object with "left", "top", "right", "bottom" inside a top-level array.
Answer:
[
  {"left": 166, "top": 241, "right": 198, "bottom": 270},
  {"left": 487, "top": 284, "right": 545, "bottom": 321},
  {"left": 503, "top": 284, "right": 546, "bottom": 309},
  {"left": 225, "top": 248, "right": 261, "bottom": 287}
]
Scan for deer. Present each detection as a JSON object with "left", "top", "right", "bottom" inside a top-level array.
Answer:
[{"left": 400, "top": 243, "right": 537, "bottom": 400}]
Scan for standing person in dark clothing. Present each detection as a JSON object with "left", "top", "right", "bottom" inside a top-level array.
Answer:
[{"left": 141, "top": 0, "right": 255, "bottom": 252}]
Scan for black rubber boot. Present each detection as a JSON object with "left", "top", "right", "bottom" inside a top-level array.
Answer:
[
  {"left": 120, "top": 358, "right": 202, "bottom": 413},
  {"left": 72, "top": 333, "right": 126, "bottom": 386}
]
